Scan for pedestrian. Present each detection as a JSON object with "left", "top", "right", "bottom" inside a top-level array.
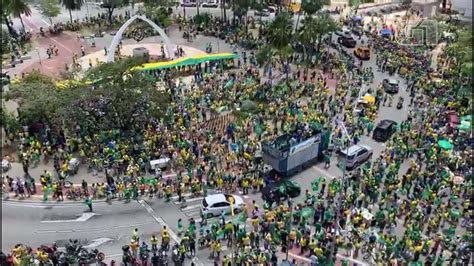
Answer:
[
  {"left": 85, "top": 196, "right": 93, "bottom": 212},
  {"left": 81, "top": 45, "right": 85, "bottom": 56}
]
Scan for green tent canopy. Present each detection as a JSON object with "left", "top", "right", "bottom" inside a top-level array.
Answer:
[
  {"left": 438, "top": 140, "right": 453, "bottom": 150},
  {"left": 136, "top": 52, "right": 239, "bottom": 71}
]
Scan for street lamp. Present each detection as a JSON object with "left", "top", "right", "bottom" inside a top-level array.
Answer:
[{"left": 35, "top": 48, "right": 43, "bottom": 69}]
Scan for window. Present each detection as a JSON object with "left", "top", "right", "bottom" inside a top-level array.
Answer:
[
  {"left": 357, "top": 149, "right": 367, "bottom": 156},
  {"left": 213, "top": 202, "right": 230, "bottom": 208}
]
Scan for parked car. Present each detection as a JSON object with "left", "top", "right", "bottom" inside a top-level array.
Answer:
[
  {"left": 338, "top": 144, "right": 373, "bottom": 170},
  {"left": 335, "top": 28, "right": 351, "bottom": 37},
  {"left": 372, "top": 120, "right": 397, "bottom": 142},
  {"left": 383, "top": 78, "right": 400, "bottom": 94},
  {"left": 338, "top": 36, "right": 357, "bottom": 48},
  {"left": 181, "top": 1, "right": 197, "bottom": 7},
  {"left": 255, "top": 9, "right": 270, "bottom": 17},
  {"left": 201, "top": 0, "right": 218, "bottom": 8},
  {"left": 354, "top": 47, "right": 370, "bottom": 60},
  {"left": 201, "top": 194, "right": 244, "bottom": 217},
  {"left": 68, "top": 158, "right": 80, "bottom": 175},
  {"left": 261, "top": 179, "right": 301, "bottom": 202}
]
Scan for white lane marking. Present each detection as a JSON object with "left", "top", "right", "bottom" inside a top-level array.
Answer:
[
  {"left": 40, "top": 212, "right": 100, "bottom": 223},
  {"left": 138, "top": 200, "right": 180, "bottom": 243},
  {"left": 49, "top": 37, "right": 74, "bottom": 54},
  {"left": 105, "top": 253, "right": 122, "bottom": 258},
  {"left": 40, "top": 18, "right": 51, "bottom": 26},
  {"left": 83, "top": 238, "right": 113, "bottom": 249},
  {"left": 170, "top": 192, "right": 192, "bottom": 200},
  {"left": 336, "top": 254, "right": 369, "bottom": 265},
  {"left": 35, "top": 221, "right": 156, "bottom": 234},
  {"left": 173, "top": 197, "right": 203, "bottom": 205},
  {"left": 1, "top": 201, "right": 90, "bottom": 208},
  {"left": 311, "top": 166, "right": 336, "bottom": 179},
  {"left": 180, "top": 204, "right": 202, "bottom": 211},
  {"left": 183, "top": 210, "right": 202, "bottom": 218}
]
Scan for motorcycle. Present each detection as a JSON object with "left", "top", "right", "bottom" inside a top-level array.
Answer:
[
  {"left": 171, "top": 244, "right": 182, "bottom": 265},
  {"left": 157, "top": 248, "right": 168, "bottom": 265},
  {"left": 396, "top": 97, "right": 404, "bottom": 110},
  {"left": 139, "top": 247, "right": 150, "bottom": 265}
]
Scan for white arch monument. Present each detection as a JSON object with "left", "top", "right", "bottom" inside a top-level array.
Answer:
[{"left": 107, "top": 15, "right": 175, "bottom": 62}]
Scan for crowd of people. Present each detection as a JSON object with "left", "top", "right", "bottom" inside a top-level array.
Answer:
[{"left": 3, "top": 7, "right": 472, "bottom": 266}]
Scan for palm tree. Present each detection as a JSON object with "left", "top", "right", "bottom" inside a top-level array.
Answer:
[
  {"left": 232, "top": 0, "right": 252, "bottom": 31},
  {"left": 9, "top": 0, "right": 31, "bottom": 33},
  {"left": 61, "top": 0, "right": 84, "bottom": 23},
  {"left": 1, "top": 0, "right": 15, "bottom": 36},
  {"left": 295, "top": 0, "right": 326, "bottom": 33},
  {"left": 267, "top": 12, "right": 293, "bottom": 81}
]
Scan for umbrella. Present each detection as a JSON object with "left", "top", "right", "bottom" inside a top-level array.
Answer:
[
  {"left": 438, "top": 140, "right": 453, "bottom": 150},
  {"left": 301, "top": 207, "right": 315, "bottom": 219},
  {"left": 362, "top": 95, "right": 375, "bottom": 104},
  {"left": 452, "top": 176, "right": 464, "bottom": 185},
  {"left": 224, "top": 79, "right": 234, "bottom": 89},
  {"left": 380, "top": 29, "right": 392, "bottom": 35},
  {"left": 216, "top": 106, "right": 228, "bottom": 113},
  {"left": 240, "top": 100, "right": 259, "bottom": 113},
  {"left": 457, "top": 120, "right": 471, "bottom": 131},
  {"left": 353, "top": 15, "right": 362, "bottom": 21},
  {"left": 450, "top": 208, "right": 461, "bottom": 219}
]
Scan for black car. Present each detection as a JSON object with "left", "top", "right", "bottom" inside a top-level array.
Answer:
[
  {"left": 383, "top": 78, "right": 399, "bottom": 94},
  {"left": 351, "top": 27, "right": 364, "bottom": 37},
  {"left": 338, "top": 36, "right": 357, "bottom": 48},
  {"left": 372, "top": 119, "right": 397, "bottom": 142},
  {"left": 261, "top": 180, "right": 301, "bottom": 203}
]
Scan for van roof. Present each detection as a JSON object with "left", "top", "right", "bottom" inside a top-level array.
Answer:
[
  {"left": 377, "top": 119, "right": 396, "bottom": 129},
  {"left": 340, "top": 144, "right": 365, "bottom": 155}
]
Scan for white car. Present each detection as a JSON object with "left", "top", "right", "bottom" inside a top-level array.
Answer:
[{"left": 201, "top": 194, "right": 244, "bottom": 217}]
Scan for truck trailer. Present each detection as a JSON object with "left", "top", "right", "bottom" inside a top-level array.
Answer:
[{"left": 262, "top": 124, "right": 330, "bottom": 176}]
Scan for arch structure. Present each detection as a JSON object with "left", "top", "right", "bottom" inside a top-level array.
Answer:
[{"left": 107, "top": 15, "right": 175, "bottom": 62}]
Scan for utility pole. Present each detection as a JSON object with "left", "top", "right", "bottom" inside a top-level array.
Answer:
[{"left": 328, "top": 114, "right": 352, "bottom": 264}]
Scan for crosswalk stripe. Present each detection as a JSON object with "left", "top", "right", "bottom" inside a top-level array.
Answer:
[
  {"left": 181, "top": 204, "right": 201, "bottom": 211},
  {"left": 173, "top": 197, "right": 204, "bottom": 205}
]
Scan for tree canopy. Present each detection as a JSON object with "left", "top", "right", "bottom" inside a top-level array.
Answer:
[
  {"left": 40, "top": 0, "right": 61, "bottom": 24},
  {"left": 8, "top": 57, "right": 170, "bottom": 136}
]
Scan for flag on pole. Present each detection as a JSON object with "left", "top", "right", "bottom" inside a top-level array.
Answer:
[{"left": 229, "top": 196, "right": 235, "bottom": 217}]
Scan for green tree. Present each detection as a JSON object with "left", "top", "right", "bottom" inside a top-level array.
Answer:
[
  {"left": 101, "top": 0, "right": 130, "bottom": 25},
  {"left": 9, "top": 0, "right": 32, "bottom": 33},
  {"left": 39, "top": 0, "right": 61, "bottom": 25},
  {"left": 1, "top": 29, "right": 12, "bottom": 55},
  {"left": 1, "top": 0, "right": 15, "bottom": 36},
  {"left": 267, "top": 12, "right": 293, "bottom": 81},
  {"left": 0, "top": 107, "right": 21, "bottom": 136},
  {"left": 62, "top": 57, "right": 169, "bottom": 134},
  {"left": 9, "top": 58, "right": 170, "bottom": 135},
  {"left": 446, "top": 27, "right": 473, "bottom": 96},
  {"left": 232, "top": 0, "right": 252, "bottom": 30},
  {"left": 256, "top": 44, "right": 274, "bottom": 69},
  {"left": 8, "top": 71, "right": 60, "bottom": 126},
  {"left": 295, "top": 0, "right": 327, "bottom": 32},
  {"left": 60, "top": 0, "right": 83, "bottom": 23}
]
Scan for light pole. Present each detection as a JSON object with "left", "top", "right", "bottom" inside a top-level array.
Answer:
[
  {"left": 85, "top": 0, "right": 90, "bottom": 18},
  {"left": 35, "top": 48, "right": 43, "bottom": 71}
]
